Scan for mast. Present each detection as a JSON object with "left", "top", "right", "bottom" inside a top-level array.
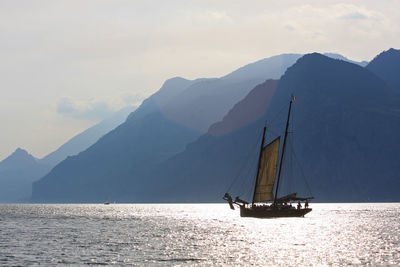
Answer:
[
  {"left": 273, "top": 99, "right": 293, "bottom": 204},
  {"left": 252, "top": 126, "right": 266, "bottom": 205}
]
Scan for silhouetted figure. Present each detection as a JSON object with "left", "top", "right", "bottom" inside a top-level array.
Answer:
[
  {"left": 223, "top": 193, "right": 232, "bottom": 202},
  {"left": 305, "top": 200, "right": 309, "bottom": 209},
  {"left": 297, "top": 201, "right": 301, "bottom": 210},
  {"left": 223, "top": 193, "right": 235, "bottom": 210}
]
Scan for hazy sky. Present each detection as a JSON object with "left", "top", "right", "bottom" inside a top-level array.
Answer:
[{"left": 1, "top": 0, "right": 399, "bottom": 160}]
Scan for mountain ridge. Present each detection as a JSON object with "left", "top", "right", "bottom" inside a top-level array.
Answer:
[
  {"left": 366, "top": 48, "right": 400, "bottom": 92},
  {"left": 31, "top": 53, "right": 310, "bottom": 202}
]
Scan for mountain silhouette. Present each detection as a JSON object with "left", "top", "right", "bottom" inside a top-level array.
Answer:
[
  {"left": 366, "top": 48, "right": 400, "bottom": 92},
  {"left": 157, "top": 54, "right": 303, "bottom": 132},
  {"left": 0, "top": 148, "right": 50, "bottom": 202},
  {"left": 31, "top": 54, "right": 307, "bottom": 202},
  {"left": 161, "top": 53, "right": 365, "bottom": 132},
  {"left": 31, "top": 52, "right": 388, "bottom": 202},
  {"left": 263, "top": 53, "right": 399, "bottom": 201}
]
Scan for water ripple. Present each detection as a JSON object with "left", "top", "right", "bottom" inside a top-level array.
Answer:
[{"left": 0, "top": 203, "right": 399, "bottom": 266}]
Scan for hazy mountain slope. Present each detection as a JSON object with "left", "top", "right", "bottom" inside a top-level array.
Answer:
[
  {"left": 158, "top": 54, "right": 304, "bottom": 132},
  {"left": 222, "top": 54, "right": 303, "bottom": 82},
  {"left": 32, "top": 107, "right": 201, "bottom": 202},
  {"left": 222, "top": 53, "right": 366, "bottom": 82},
  {"left": 0, "top": 148, "right": 50, "bottom": 202},
  {"left": 208, "top": 79, "right": 278, "bottom": 136},
  {"left": 160, "top": 52, "right": 363, "bottom": 132},
  {"left": 160, "top": 52, "right": 366, "bottom": 133},
  {"left": 41, "top": 105, "right": 137, "bottom": 166},
  {"left": 145, "top": 53, "right": 400, "bottom": 202},
  {"left": 366, "top": 48, "right": 400, "bottom": 91},
  {"left": 129, "top": 77, "right": 201, "bottom": 121},
  {"left": 145, "top": 80, "right": 281, "bottom": 202},
  {"left": 0, "top": 106, "right": 136, "bottom": 202},
  {"left": 31, "top": 77, "right": 204, "bottom": 202}
]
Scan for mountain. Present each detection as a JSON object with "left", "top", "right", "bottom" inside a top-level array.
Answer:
[
  {"left": 31, "top": 77, "right": 204, "bottom": 202},
  {"left": 143, "top": 53, "right": 400, "bottom": 202},
  {"left": 31, "top": 52, "right": 375, "bottom": 202},
  {"left": 220, "top": 53, "right": 367, "bottom": 82},
  {"left": 31, "top": 54, "right": 307, "bottom": 202},
  {"left": 32, "top": 107, "right": 201, "bottom": 202},
  {"left": 0, "top": 106, "right": 136, "bottom": 203},
  {"left": 366, "top": 48, "right": 400, "bottom": 92},
  {"left": 157, "top": 54, "right": 304, "bottom": 132},
  {"left": 1, "top": 148, "right": 40, "bottom": 170},
  {"left": 40, "top": 105, "right": 137, "bottom": 166},
  {"left": 222, "top": 54, "right": 303, "bottom": 82},
  {"left": 156, "top": 53, "right": 367, "bottom": 133},
  {"left": 0, "top": 148, "right": 50, "bottom": 202},
  {"left": 143, "top": 80, "right": 281, "bottom": 202},
  {"left": 262, "top": 53, "right": 400, "bottom": 201}
]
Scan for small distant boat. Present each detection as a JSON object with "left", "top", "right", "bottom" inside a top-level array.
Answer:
[
  {"left": 104, "top": 200, "right": 110, "bottom": 205},
  {"left": 223, "top": 96, "right": 313, "bottom": 218}
]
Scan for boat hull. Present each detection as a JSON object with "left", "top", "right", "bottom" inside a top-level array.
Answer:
[{"left": 240, "top": 206, "right": 312, "bottom": 218}]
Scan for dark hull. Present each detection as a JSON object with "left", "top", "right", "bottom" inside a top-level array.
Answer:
[{"left": 240, "top": 206, "right": 312, "bottom": 218}]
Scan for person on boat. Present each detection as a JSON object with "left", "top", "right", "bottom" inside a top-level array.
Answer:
[
  {"left": 297, "top": 201, "right": 301, "bottom": 210},
  {"left": 305, "top": 200, "right": 309, "bottom": 209},
  {"left": 223, "top": 193, "right": 232, "bottom": 202}
]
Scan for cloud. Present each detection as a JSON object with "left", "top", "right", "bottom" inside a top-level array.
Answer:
[
  {"left": 333, "top": 3, "right": 383, "bottom": 22},
  {"left": 57, "top": 97, "right": 115, "bottom": 121},
  {"left": 339, "top": 12, "right": 368, "bottom": 20},
  {"left": 284, "top": 25, "right": 295, "bottom": 31}
]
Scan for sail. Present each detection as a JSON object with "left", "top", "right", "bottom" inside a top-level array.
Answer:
[{"left": 253, "top": 137, "right": 280, "bottom": 202}]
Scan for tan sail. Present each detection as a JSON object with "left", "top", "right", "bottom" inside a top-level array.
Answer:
[{"left": 253, "top": 137, "right": 280, "bottom": 202}]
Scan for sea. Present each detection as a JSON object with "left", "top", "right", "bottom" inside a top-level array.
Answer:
[{"left": 0, "top": 203, "right": 399, "bottom": 266}]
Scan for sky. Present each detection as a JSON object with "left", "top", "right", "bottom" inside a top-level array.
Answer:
[{"left": 1, "top": 0, "right": 399, "bottom": 161}]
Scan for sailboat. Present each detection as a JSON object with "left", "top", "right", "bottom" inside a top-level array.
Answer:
[{"left": 223, "top": 96, "right": 313, "bottom": 218}]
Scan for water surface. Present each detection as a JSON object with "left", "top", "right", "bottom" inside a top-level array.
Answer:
[{"left": 0, "top": 203, "right": 399, "bottom": 266}]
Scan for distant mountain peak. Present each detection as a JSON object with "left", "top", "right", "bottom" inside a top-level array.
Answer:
[
  {"left": 14, "top": 147, "right": 28, "bottom": 153},
  {"left": 294, "top": 52, "right": 331, "bottom": 66},
  {"left": 11, "top": 148, "right": 31, "bottom": 158},
  {"left": 296, "top": 52, "right": 363, "bottom": 67},
  {"left": 162, "top": 76, "right": 190, "bottom": 86},
  {"left": 0, "top": 147, "right": 38, "bottom": 170},
  {"left": 0, "top": 147, "right": 51, "bottom": 202}
]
